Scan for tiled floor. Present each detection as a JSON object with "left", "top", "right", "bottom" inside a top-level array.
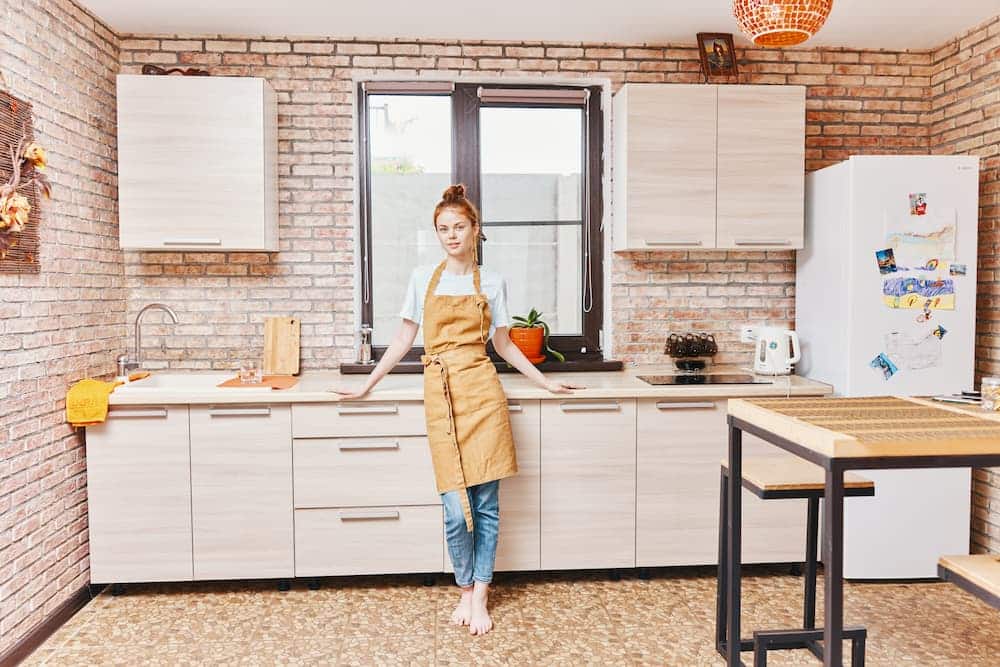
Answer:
[{"left": 22, "top": 566, "right": 1000, "bottom": 666}]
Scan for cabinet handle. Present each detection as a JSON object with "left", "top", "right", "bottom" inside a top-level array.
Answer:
[
  {"left": 338, "top": 509, "right": 400, "bottom": 521},
  {"left": 161, "top": 237, "right": 222, "bottom": 246},
  {"left": 338, "top": 439, "right": 400, "bottom": 451},
  {"left": 110, "top": 408, "right": 168, "bottom": 418},
  {"left": 507, "top": 401, "right": 522, "bottom": 413},
  {"left": 559, "top": 401, "right": 621, "bottom": 412},
  {"left": 337, "top": 403, "right": 398, "bottom": 415},
  {"left": 733, "top": 239, "right": 792, "bottom": 246},
  {"left": 209, "top": 407, "right": 271, "bottom": 417},
  {"left": 655, "top": 401, "right": 716, "bottom": 410},
  {"left": 644, "top": 239, "right": 702, "bottom": 247}
]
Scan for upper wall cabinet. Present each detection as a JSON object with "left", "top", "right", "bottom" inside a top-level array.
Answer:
[
  {"left": 612, "top": 83, "right": 805, "bottom": 251},
  {"left": 116, "top": 75, "right": 278, "bottom": 251}
]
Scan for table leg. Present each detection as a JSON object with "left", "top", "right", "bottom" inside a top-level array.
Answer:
[
  {"left": 823, "top": 463, "right": 845, "bottom": 666},
  {"left": 727, "top": 422, "right": 743, "bottom": 667}
]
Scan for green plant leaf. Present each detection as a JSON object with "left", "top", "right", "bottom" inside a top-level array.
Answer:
[{"left": 546, "top": 345, "right": 565, "bottom": 363}]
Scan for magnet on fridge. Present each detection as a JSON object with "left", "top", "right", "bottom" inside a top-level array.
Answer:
[
  {"left": 949, "top": 263, "right": 967, "bottom": 276},
  {"left": 876, "top": 248, "right": 897, "bottom": 274},
  {"left": 869, "top": 352, "right": 898, "bottom": 380},
  {"left": 932, "top": 325, "right": 947, "bottom": 339},
  {"left": 909, "top": 192, "right": 927, "bottom": 216}
]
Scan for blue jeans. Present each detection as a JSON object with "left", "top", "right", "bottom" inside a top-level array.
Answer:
[{"left": 441, "top": 480, "right": 500, "bottom": 587}]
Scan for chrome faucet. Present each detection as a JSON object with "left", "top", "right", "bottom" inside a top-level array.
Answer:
[{"left": 124, "top": 303, "right": 179, "bottom": 371}]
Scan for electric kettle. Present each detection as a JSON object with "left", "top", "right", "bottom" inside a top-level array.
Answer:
[{"left": 753, "top": 327, "right": 801, "bottom": 375}]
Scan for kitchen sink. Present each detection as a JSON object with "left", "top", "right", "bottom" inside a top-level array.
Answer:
[{"left": 119, "top": 372, "right": 234, "bottom": 390}]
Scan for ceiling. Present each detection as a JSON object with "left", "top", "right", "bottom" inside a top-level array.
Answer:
[{"left": 79, "top": 1, "right": 997, "bottom": 51}]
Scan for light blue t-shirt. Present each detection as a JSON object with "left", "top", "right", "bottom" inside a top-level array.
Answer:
[{"left": 399, "top": 264, "right": 512, "bottom": 341}]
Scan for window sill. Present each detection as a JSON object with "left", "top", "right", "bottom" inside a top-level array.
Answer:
[{"left": 339, "top": 359, "right": 624, "bottom": 375}]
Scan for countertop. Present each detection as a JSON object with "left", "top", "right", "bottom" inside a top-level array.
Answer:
[{"left": 107, "top": 365, "right": 833, "bottom": 406}]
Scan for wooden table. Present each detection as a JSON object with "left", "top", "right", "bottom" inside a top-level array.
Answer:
[{"left": 722, "top": 396, "right": 1000, "bottom": 667}]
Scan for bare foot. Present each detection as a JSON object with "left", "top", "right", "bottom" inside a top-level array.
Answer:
[
  {"left": 450, "top": 587, "right": 473, "bottom": 626},
  {"left": 469, "top": 581, "right": 493, "bottom": 636}
]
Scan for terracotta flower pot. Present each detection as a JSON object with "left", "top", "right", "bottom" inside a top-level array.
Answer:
[{"left": 510, "top": 326, "right": 545, "bottom": 362}]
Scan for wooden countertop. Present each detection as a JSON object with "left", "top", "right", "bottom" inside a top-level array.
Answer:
[
  {"left": 107, "top": 365, "right": 832, "bottom": 406},
  {"left": 728, "top": 395, "right": 1000, "bottom": 459}
]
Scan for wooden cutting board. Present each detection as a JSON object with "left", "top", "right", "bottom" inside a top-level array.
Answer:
[{"left": 263, "top": 317, "right": 300, "bottom": 375}]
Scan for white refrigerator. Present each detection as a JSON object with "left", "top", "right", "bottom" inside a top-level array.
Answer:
[{"left": 796, "top": 155, "right": 980, "bottom": 579}]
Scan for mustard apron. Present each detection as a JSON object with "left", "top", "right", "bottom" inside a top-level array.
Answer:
[{"left": 420, "top": 261, "right": 518, "bottom": 532}]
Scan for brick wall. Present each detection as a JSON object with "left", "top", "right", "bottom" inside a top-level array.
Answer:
[
  {"left": 117, "top": 36, "right": 937, "bottom": 369},
  {"left": 926, "top": 16, "right": 1000, "bottom": 554},
  {"left": 0, "top": 0, "right": 121, "bottom": 656}
]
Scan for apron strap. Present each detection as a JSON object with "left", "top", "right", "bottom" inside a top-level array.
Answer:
[
  {"left": 421, "top": 352, "right": 475, "bottom": 532},
  {"left": 423, "top": 261, "right": 447, "bottom": 311}
]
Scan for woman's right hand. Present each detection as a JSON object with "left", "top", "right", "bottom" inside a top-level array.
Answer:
[{"left": 329, "top": 385, "right": 370, "bottom": 400}]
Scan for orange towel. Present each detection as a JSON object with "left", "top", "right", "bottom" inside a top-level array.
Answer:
[{"left": 66, "top": 378, "right": 124, "bottom": 428}]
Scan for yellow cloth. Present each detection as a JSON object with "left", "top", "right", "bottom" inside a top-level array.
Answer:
[
  {"left": 66, "top": 378, "right": 124, "bottom": 428},
  {"left": 420, "top": 261, "right": 517, "bottom": 531}
]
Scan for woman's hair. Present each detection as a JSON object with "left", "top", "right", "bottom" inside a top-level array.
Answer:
[{"left": 434, "top": 184, "right": 486, "bottom": 240}]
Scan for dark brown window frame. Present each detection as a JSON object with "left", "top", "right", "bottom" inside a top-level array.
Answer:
[{"left": 357, "top": 81, "right": 605, "bottom": 363}]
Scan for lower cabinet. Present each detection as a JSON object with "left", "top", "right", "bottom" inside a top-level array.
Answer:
[
  {"left": 86, "top": 405, "right": 193, "bottom": 583},
  {"left": 540, "top": 398, "right": 637, "bottom": 569},
  {"left": 636, "top": 399, "right": 808, "bottom": 566},
  {"left": 190, "top": 404, "right": 293, "bottom": 579},
  {"left": 495, "top": 399, "right": 541, "bottom": 571},
  {"left": 295, "top": 506, "right": 444, "bottom": 576}
]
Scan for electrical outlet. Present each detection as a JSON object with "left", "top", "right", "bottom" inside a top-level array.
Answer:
[{"left": 739, "top": 326, "right": 757, "bottom": 343}]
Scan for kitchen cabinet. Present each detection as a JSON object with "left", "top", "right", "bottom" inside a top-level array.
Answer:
[
  {"left": 85, "top": 405, "right": 193, "bottom": 583},
  {"left": 495, "top": 399, "right": 541, "bottom": 571},
  {"left": 716, "top": 85, "right": 806, "bottom": 249},
  {"left": 190, "top": 404, "right": 293, "bottom": 579},
  {"left": 612, "top": 84, "right": 717, "bottom": 250},
  {"left": 116, "top": 74, "right": 278, "bottom": 251},
  {"left": 612, "top": 83, "right": 805, "bottom": 251},
  {"left": 636, "top": 399, "right": 807, "bottom": 567},
  {"left": 540, "top": 398, "right": 637, "bottom": 569}
]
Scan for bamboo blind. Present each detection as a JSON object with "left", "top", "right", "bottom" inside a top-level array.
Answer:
[{"left": 0, "top": 90, "right": 40, "bottom": 274}]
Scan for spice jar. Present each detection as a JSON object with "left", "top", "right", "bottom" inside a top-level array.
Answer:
[{"left": 981, "top": 377, "right": 1000, "bottom": 411}]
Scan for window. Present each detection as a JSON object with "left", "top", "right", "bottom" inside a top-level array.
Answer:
[{"left": 358, "top": 81, "right": 604, "bottom": 361}]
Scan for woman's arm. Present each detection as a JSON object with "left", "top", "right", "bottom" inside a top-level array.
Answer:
[
  {"left": 492, "top": 327, "right": 584, "bottom": 394},
  {"left": 330, "top": 319, "right": 419, "bottom": 399}
]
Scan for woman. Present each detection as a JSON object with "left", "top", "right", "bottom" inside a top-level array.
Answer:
[{"left": 333, "top": 184, "right": 582, "bottom": 636}]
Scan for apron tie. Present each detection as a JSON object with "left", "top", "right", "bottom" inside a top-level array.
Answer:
[
  {"left": 477, "top": 298, "right": 488, "bottom": 343},
  {"left": 421, "top": 352, "right": 475, "bottom": 532}
]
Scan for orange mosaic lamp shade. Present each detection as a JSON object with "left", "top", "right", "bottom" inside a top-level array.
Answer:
[{"left": 733, "top": 0, "right": 833, "bottom": 47}]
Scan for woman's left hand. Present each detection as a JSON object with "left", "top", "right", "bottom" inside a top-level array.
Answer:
[{"left": 543, "top": 380, "right": 585, "bottom": 394}]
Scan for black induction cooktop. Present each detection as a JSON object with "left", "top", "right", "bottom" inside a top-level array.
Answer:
[{"left": 637, "top": 373, "right": 773, "bottom": 385}]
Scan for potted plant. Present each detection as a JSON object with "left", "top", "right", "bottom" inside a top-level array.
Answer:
[{"left": 510, "top": 308, "right": 565, "bottom": 364}]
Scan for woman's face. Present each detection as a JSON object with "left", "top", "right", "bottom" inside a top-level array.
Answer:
[{"left": 435, "top": 207, "right": 478, "bottom": 260}]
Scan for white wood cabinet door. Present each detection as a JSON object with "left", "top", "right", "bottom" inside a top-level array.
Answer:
[
  {"left": 190, "top": 404, "right": 293, "bottom": 579},
  {"left": 613, "top": 84, "right": 718, "bottom": 251},
  {"left": 636, "top": 399, "right": 808, "bottom": 567},
  {"left": 716, "top": 85, "right": 806, "bottom": 249},
  {"left": 85, "top": 405, "right": 192, "bottom": 583},
  {"left": 496, "top": 400, "right": 541, "bottom": 571},
  {"left": 540, "top": 399, "right": 637, "bottom": 569},
  {"left": 116, "top": 75, "right": 278, "bottom": 251}
]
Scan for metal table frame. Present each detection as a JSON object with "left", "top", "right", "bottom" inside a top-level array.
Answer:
[{"left": 725, "top": 414, "right": 1000, "bottom": 667}]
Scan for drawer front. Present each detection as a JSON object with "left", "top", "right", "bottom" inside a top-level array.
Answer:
[
  {"left": 293, "top": 436, "right": 439, "bottom": 508},
  {"left": 292, "top": 401, "right": 426, "bottom": 438},
  {"left": 295, "top": 506, "right": 444, "bottom": 576}
]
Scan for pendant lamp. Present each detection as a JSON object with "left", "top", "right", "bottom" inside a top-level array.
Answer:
[{"left": 733, "top": 0, "right": 833, "bottom": 47}]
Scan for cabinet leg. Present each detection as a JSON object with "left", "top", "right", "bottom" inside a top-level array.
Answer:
[
  {"left": 638, "top": 568, "right": 651, "bottom": 580},
  {"left": 307, "top": 578, "right": 320, "bottom": 591},
  {"left": 110, "top": 583, "right": 125, "bottom": 597},
  {"left": 609, "top": 570, "right": 622, "bottom": 582},
  {"left": 277, "top": 579, "right": 291, "bottom": 592},
  {"left": 790, "top": 563, "right": 803, "bottom": 577},
  {"left": 422, "top": 575, "right": 436, "bottom": 587}
]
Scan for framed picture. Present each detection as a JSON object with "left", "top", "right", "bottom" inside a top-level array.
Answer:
[{"left": 697, "top": 32, "right": 738, "bottom": 80}]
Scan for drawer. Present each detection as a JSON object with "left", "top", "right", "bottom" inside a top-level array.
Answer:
[
  {"left": 293, "top": 436, "right": 439, "bottom": 508},
  {"left": 295, "top": 506, "right": 444, "bottom": 576},
  {"left": 292, "top": 401, "right": 426, "bottom": 438}
]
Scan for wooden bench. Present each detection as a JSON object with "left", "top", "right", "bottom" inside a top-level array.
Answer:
[
  {"left": 938, "top": 554, "right": 1000, "bottom": 609},
  {"left": 717, "top": 457, "right": 875, "bottom": 665}
]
